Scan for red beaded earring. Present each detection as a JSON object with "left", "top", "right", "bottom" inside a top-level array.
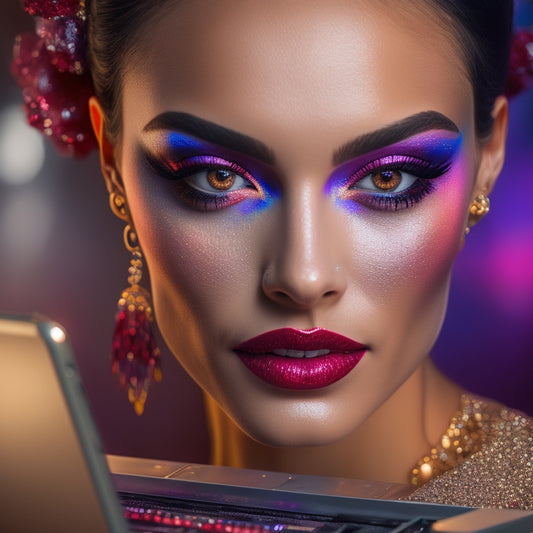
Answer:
[{"left": 109, "top": 193, "right": 161, "bottom": 415}]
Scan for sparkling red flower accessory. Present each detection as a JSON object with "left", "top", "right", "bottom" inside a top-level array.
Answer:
[
  {"left": 505, "top": 29, "right": 533, "bottom": 98},
  {"left": 11, "top": 0, "right": 97, "bottom": 157},
  {"left": 25, "top": 0, "right": 85, "bottom": 19}
]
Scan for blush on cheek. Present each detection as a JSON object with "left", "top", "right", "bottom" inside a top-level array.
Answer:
[
  {"left": 418, "top": 153, "right": 472, "bottom": 282},
  {"left": 339, "top": 157, "right": 474, "bottom": 382},
  {"left": 141, "top": 221, "right": 243, "bottom": 385},
  {"left": 357, "top": 158, "right": 471, "bottom": 307},
  {"left": 140, "top": 206, "right": 266, "bottom": 334},
  {"left": 146, "top": 219, "right": 239, "bottom": 303}
]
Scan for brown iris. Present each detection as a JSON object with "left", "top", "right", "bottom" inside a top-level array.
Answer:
[
  {"left": 371, "top": 170, "right": 402, "bottom": 191},
  {"left": 207, "top": 169, "right": 236, "bottom": 190}
]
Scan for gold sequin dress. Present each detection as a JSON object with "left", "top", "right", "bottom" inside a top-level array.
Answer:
[{"left": 406, "top": 394, "right": 533, "bottom": 510}]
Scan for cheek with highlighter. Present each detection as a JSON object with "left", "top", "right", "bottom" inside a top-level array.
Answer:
[
  {"left": 134, "top": 133, "right": 282, "bottom": 385},
  {"left": 329, "top": 130, "right": 468, "bottom": 288},
  {"left": 322, "top": 131, "right": 472, "bottom": 369},
  {"left": 127, "top": 152, "right": 279, "bottom": 387}
]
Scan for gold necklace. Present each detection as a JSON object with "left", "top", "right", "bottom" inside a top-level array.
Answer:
[{"left": 409, "top": 394, "right": 486, "bottom": 486}]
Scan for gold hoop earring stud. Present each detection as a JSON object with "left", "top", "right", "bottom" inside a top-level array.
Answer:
[
  {"left": 465, "top": 194, "right": 490, "bottom": 235},
  {"left": 469, "top": 194, "right": 490, "bottom": 218}
]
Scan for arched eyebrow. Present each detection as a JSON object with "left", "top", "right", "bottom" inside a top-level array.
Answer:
[
  {"left": 333, "top": 111, "right": 460, "bottom": 166},
  {"left": 144, "top": 110, "right": 459, "bottom": 168},
  {"left": 143, "top": 112, "right": 276, "bottom": 165}
]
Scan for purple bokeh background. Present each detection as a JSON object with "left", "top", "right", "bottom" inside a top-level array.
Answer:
[
  {"left": 0, "top": 2, "right": 531, "bottom": 464},
  {"left": 433, "top": 2, "right": 533, "bottom": 410}
]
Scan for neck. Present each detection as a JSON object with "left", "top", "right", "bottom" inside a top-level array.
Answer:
[{"left": 204, "top": 358, "right": 463, "bottom": 484}]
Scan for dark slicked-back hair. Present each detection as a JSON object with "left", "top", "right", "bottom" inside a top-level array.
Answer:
[{"left": 87, "top": 0, "right": 514, "bottom": 141}]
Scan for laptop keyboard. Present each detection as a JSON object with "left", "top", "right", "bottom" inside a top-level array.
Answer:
[{"left": 119, "top": 493, "right": 434, "bottom": 533}]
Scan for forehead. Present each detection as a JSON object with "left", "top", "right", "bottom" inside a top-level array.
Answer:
[{"left": 123, "top": 0, "right": 473, "bottom": 153}]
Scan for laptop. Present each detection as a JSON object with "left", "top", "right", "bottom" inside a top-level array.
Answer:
[{"left": 1, "top": 313, "right": 532, "bottom": 533}]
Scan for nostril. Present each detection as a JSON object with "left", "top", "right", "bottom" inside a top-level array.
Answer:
[
  {"left": 269, "top": 288, "right": 338, "bottom": 307},
  {"left": 273, "top": 290, "right": 291, "bottom": 302},
  {"left": 262, "top": 265, "right": 346, "bottom": 308}
]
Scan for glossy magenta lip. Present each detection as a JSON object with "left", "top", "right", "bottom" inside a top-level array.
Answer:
[{"left": 233, "top": 327, "right": 367, "bottom": 390}]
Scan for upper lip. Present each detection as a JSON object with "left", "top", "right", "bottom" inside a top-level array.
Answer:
[{"left": 233, "top": 327, "right": 366, "bottom": 355}]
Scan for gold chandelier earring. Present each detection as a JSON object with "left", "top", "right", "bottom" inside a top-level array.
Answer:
[
  {"left": 109, "top": 192, "right": 162, "bottom": 415},
  {"left": 464, "top": 194, "right": 490, "bottom": 235}
]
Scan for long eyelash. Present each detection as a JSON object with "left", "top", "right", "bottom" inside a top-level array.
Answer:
[
  {"left": 147, "top": 153, "right": 252, "bottom": 184},
  {"left": 347, "top": 156, "right": 450, "bottom": 211},
  {"left": 363, "top": 180, "right": 435, "bottom": 211},
  {"left": 176, "top": 186, "right": 235, "bottom": 211},
  {"left": 351, "top": 156, "right": 450, "bottom": 184},
  {"left": 145, "top": 153, "right": 260, "bottom": 211}
]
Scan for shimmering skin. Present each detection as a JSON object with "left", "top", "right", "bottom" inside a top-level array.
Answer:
[{"left": 91, "top": 0, "right": 509, "bottom": 483}]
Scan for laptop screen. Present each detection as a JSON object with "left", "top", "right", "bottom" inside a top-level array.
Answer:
[{"left": 0, "top": 315, "right": 127, "bottom": 533}]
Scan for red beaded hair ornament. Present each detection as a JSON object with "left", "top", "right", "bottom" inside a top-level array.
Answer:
[
  {"left": 506, "top": 29, "right": 533, "bottom": 97},
  {"left": 12, "top": 0, "right": 97, "bottom": 157}
]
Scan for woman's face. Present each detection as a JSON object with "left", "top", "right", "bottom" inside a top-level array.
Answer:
[{"left": 117, "top": 0, "right": 480, "bottom": 446}]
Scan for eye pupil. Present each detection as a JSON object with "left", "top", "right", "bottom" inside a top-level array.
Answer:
[
  {"left": 207, "top": 169, "right": 236, "bottom": 190},
  {"left": 372, "top": 170, "right": 402, "bottom": 191}
]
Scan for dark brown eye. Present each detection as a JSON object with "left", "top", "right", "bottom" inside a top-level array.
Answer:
[
  {"left": 371, "top": 170, "right": 402, "bottom": 191},
  {"left": 207, "top": 169, "right": 236, "bottom": 190}
]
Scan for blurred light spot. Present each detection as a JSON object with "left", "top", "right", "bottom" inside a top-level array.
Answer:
[
  {"left": 482, "top": 232, "right": 533, "bottom": 317},
  {"left": 0, "top": 189, "right": 53, "bottom": 263},
  {"left": 50, "top": 326, "right": 66, "bottom": 344},
  {"left": 0, "top": 105, "right": 45, "bottom": 185},
  {"left": 420, "top": 463, "right": 432, "bottom": 477}
]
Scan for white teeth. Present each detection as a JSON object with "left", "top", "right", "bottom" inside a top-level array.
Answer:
[
  {"left": 272, "top": 348, "right": 330, "bottom": 358},
  {"left": 306, "top": 349, "right": 330, "bottom": 358}
]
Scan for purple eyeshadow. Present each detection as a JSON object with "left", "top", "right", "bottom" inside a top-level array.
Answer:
[
  {"left": 149, "top": 132, "right": 278, "bottom": 214},
  {"left": 325, "top": 130, "right": 462, "bottom": 212},
  {"left": 147, "top": 129, "right": 461, "bottom": 215}
]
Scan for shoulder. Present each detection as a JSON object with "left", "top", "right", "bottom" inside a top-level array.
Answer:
[{"left": 407, "top": 395, "right": 533, "bottom": 510}]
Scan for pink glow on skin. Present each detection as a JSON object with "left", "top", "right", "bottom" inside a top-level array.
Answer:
[{"left": 347, "top": 137, "right": 470, "bottom": 306}]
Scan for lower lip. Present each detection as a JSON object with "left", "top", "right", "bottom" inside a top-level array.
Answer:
[{"left": 235, "top": 351, "right": 365, "bottom": 390}]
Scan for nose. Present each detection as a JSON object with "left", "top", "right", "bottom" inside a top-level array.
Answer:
[{"left": 262, "top": 183, "right": 347, "bottom": 310}]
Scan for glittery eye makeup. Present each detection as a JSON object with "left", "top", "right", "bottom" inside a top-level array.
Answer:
[
  {"left": 143, "top": 120, "right": 462, "bottom": 214},
  {"left": 345, "top": 154, "right": 449, "bottom": 211},
  {"left": 143, "top": 132, "right": 276, "bottom": 213},
  {"left": 328, "top": 131, "right": 463, "bottom": 212},
  {"left": 149, "top": 153, "right": 264, "bottom": 211}
]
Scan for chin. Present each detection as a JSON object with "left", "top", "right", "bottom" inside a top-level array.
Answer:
[
  {"left": 248, "top": 424, "right": 355, "bottom": 448},
  {"left": 213, "top": 377, "right": 383, "bottom": 448}
]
